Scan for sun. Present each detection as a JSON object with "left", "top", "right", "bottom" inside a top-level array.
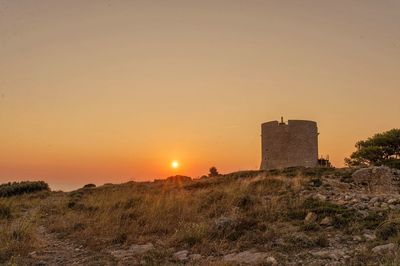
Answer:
[{"left": 171, "top": 160, "right": 180, "bottom": 169}]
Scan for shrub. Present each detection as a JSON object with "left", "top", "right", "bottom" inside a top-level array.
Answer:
[
  {"left": 208, "top": 167, "right": 220, "bottom": 177},
  {"left": 0, "top": 181, "right": 49, "bottom": 197},
  {"left": 83, "top": 184, "right": 96, "bottom": 189},
  {"left": 362, "top": 211, "right": 388, "bottom": 229},
  {"left": 377, "top": 222, "right": 400, "bottom": 240}
]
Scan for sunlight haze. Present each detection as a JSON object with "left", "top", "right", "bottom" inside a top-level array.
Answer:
[{"left": 1, "top": 0, "right": 399, "bottom": 190}]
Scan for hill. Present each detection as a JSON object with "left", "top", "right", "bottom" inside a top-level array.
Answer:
[{"left": 2, "top": 167, "right": 400, "bottom": 265}]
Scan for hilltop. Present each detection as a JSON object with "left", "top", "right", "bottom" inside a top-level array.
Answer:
[{"left": 2, "top": 167, "right": 400, "bottom": 265}]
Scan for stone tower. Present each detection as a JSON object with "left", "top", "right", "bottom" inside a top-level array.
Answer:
[{"left": 260, "top": 118, "right": 318, "bottom": 170}]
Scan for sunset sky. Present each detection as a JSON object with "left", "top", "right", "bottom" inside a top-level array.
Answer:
[{"left": 1, "top": 1, "right": 399, "bottom": 190}]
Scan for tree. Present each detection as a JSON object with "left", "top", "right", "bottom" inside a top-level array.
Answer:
[
  {"left": 345, "top": 129, "right": 400, "bottom": 169},
  {"left": 208, "top": 166, "right": 220, "bottom": 177}
]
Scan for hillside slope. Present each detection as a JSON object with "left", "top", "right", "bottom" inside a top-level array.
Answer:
[{"left": 2, "top": 167, "right": 400, "bottom": 265}]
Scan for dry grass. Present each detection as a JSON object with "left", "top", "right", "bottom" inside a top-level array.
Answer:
[
  {"left": 41, "top": 171, "right": 319, "bottom": 259},
  {"left": 2, "top": 167, "right": 400, "bottom": 264},
  {"left": 0, "top": 192, "right": 48, "bottom": 264}
]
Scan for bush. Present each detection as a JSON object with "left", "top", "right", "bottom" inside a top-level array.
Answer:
[
  {"left": 209, "top": 167, "right": 220, "bottom": 177},
  {"left": 0, "top": 181, "right": 49, "bottom": 197},
  {"left": 83, "top": 184, "right": 96, "bottom": 189},
  {"left": 377, "top": 222, "right": 400, "bottom": 240}
]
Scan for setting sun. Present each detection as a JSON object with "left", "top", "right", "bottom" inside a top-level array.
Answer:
[{"left": 171, "top": 160, "right": 180, "bottom": 169}]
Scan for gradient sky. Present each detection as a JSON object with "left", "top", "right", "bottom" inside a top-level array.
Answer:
[{"left": 1, "top": 0, "right": 399, "bottom": 190}]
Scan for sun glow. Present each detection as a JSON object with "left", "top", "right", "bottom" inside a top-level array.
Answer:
[{"left": 171, "top": 160, "right": 180, "bottom": 169}]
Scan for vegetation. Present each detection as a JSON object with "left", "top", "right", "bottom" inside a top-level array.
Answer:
[
  {"left": 0, "top": 192, "right": 47, "bottom": 264},
  {"left": 345, "top": 128, "right": 400, "bottom": 169},
  {"left": 1, "top": 168, "right": 400, "bottom": 264},
  {"left": 208, "top": 166, "right": 220, "bottom": 177},
  {"left": 0, "top": 181, "right": 49, "bottom": 197}
]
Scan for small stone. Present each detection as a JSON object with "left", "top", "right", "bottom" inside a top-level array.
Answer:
[
  {"left": 189, "top": 254, "right": 202, "bottom": 260},
  {"left": 371, "top": 243, "right": 396, "bottom": 254},
  {"left": 370, "top": 197, "right": 380, "bottom": 204},
  {"left": 28, "top": 251, "right": 37, "bottom": 257},
  {"left": 129, "top": 243, "right": 154, "bottom": 254},
  {"left": 344, "top": 195, "right": 352, "bottom": 201},
  {"left": 353, "top": 236, "right": 362, "bottom": 242},
  {"left": 173, "top": 250, "right": 189, "bottom": 261},
  {"left": 266, "top": 256, "right": 278, "bottom": 265},
  {"left": 388, "top": 199, "right": 397, "bottom": 204},
  {"left": 305, "top": 212, "right": 317, "bottom": 224},
  {"left": 314, "top": 193, "right": 327, "bottom": 201},
  {"left": 320, "top": 217, "right": 332, "bottom": 226},
  {"left": 358, "top": 203, "right": 368, "bottom": 210},
  {"left": 360, "top": 195, "right": 370, "bottom": 201},
  {"left": 310, "top": 251, "right": 339, "bottom": 260},
  {"left": 363, "top": 233, "right": 377, "bottom": 241},
  {"left": 223, "top": 250, "right": 268, "bottom": 264}
]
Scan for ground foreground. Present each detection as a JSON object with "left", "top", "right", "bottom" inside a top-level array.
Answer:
[{"left": 2, "top": 167, "right": 400, "bottom": 265}]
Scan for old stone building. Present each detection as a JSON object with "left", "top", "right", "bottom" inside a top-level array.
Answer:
[{"left": 260, "top": 118, "right": 318, "bottom": 170}]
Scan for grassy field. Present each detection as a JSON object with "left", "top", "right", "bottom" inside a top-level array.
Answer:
[{"left": 2, "top": 168, "right": 400, "bottom": 265}]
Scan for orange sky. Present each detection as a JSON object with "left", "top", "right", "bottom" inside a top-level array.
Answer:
[{"left": 1, "top": 1, "right": 399, "bottom": 190}]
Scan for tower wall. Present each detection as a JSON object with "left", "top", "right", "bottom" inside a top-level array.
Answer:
[{"left": 260, "top": 120, "right": 318, "bottom": 170}]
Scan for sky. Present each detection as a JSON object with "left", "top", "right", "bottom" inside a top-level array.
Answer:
[{"left": 1, "top": 0, "right": 399, "bottom": 191}]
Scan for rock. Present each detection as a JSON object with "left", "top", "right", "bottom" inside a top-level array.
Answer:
[
  {"left": 214, "top": 216, "right": 236, "bottom": 232},
  {"left": 110, "top": 250, "right": 134, "bottom": 259},
  {"left": 29, "top": 251, "right": 37, "bottom": 257},
  {"left": 388, "top": 198, "right": 398, "bottom": 204},
  {"left": 363, "top": 233, "right": 377, "bottom": 241},
  {"left": 356, "top": 203, "right": 368, "bottom": 210},
  {"left": 360, "top": 195, "right": 370, "bottom": 201},
  {"left": 223, "top": 250, "right": 269, "bottom": 264},
  {"left": 344, "top": 195, "right": 352, "bottom": 201},
  {"left": 189, "top": 254, "right": 202, "bottom": 260},
  {"left": 129, "top": 243, "right": 154, "bottom": 254},
  {"left": 305, "top": 212, "right": 318, "bottom": 224},
  {"left": 173, "top": 250, "right": 189, "bottom": 261},
  {"left": 370, "top": 197, "right": 380, "bottom": 204},
  {"left": 310, "top": 250, "right": 339, "bottom": 260},
  {"left": 351, "top": 198, "right": 359, "bottom": 204},
  {"left": 320, "top": 217, "right": 332, "bottom": 226},
  {"left": 266, "top": 256, "right": 278, "bottom": 265},
  {"left": 353, "top": 236, "right": 362, "bottom": 242},
  {"left": 314, "top": 193, "right": 327, "bottom": 201},
  {"left": 371, "top": 243, "right": 396, "bottom": 254}
]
